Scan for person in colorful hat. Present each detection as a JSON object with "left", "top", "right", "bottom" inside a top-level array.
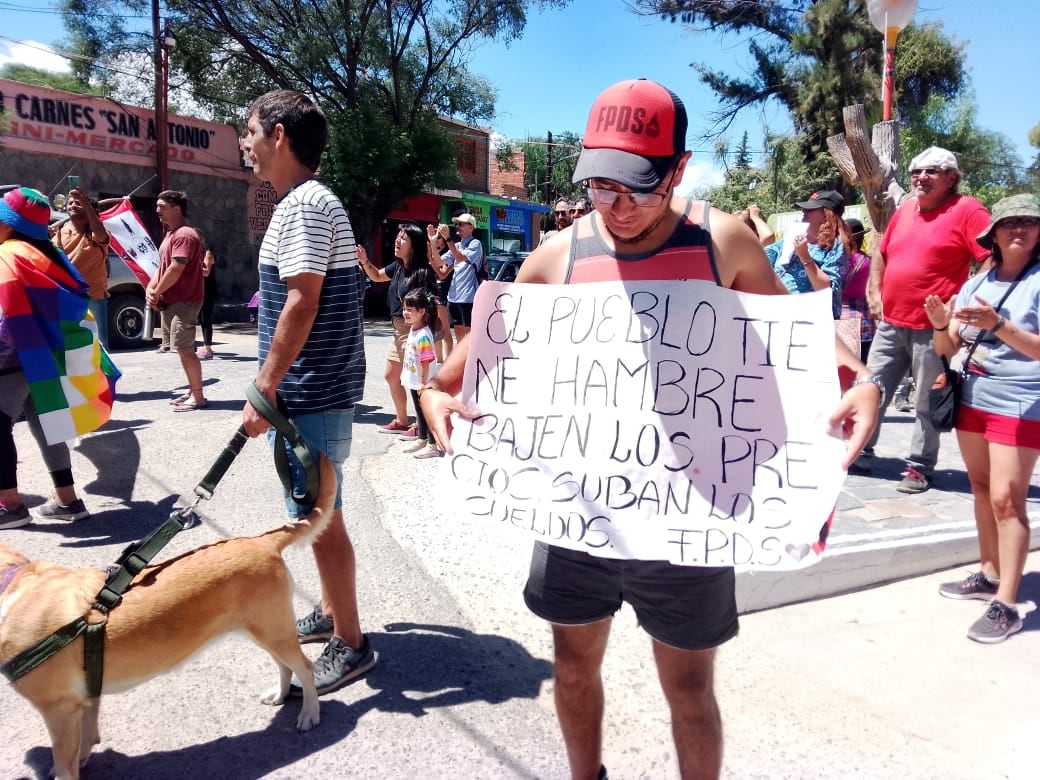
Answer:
[
  {"left": 0, "top": 186, "right": 118, "bottom": 528},
  {"left": 418, "top": 79, "right": 883, "bottom": 780},
  {"left": 925, "top": 193, "right": 1040, "bottom": 643}
]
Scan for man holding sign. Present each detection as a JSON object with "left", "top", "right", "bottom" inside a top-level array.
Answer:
[{"left": 421, "top": 79, "right": 881, "bottom": 780}]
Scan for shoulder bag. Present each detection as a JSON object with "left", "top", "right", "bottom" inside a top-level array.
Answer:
[{"left": 928, "top": 265, "right": 1033, "bottom": 432}]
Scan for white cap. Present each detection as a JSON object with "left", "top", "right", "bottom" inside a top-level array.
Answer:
[
  {"left": 909, "top": 146, "right": 959, "bottom": 173},
  {"left": 452, "top": 213, "right": 477, "bottom": 226}
]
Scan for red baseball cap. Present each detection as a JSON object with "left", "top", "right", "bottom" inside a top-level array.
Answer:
[{"left": 572, "top": 79, "right": 687, "bottom": 192}]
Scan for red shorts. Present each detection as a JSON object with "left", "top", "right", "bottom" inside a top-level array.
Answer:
[{"left": 957, "top": 404, "right": 1040, "bottom": 449}]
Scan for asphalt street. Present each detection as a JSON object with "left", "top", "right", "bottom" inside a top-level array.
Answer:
[{"left": 1, "top": 322, "right": 1037, "bottom": 779}]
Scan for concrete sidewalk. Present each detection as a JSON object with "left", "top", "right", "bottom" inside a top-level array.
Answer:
[{"left": 739, "top": 404, "right": 1040, "bottom": 611}]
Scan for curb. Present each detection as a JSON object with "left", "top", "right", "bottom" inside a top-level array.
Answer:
[{"left": 737, "top": 518, "right": 1040, "bottom": 613}]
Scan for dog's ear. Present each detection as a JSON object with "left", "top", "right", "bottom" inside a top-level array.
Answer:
[{"left": 0, "top": 542, "right": 30, "bottom": 567}]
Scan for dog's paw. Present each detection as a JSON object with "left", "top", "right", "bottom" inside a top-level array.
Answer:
[
  {"left": 296, "top": 705, "right": 320, "bottom": 732},
  {"left": 260, "top": 685, "right": 287, "bottom": 706}
]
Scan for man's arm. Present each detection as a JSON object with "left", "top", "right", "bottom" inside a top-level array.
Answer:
[
  {"left": 145, "top": 260, "right": 186, "bottom": 307},
  {"left": 242, "top": 272, "right": 323, "bottom": 436},
  {"left": 866, "top": 245, "right": 886, "bottom": 321}
]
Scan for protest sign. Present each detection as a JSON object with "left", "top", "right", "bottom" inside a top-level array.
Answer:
[{"left": 447, "top": 280, "right": 846, "bottom": 571}]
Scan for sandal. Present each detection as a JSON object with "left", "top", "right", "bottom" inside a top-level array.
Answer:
[
  {"left": 173, "top": 398, "right": 208, "bottom": 412},
  {"left": 169, "top": 392, "right": 192, "bottom": 405}
]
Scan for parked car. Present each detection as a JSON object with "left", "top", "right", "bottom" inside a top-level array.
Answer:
[
  {"left": 486, "top": 251, "right": 530, "bottom": 283},
  {"left": 106, "top": 251, "right": 149, "bottom": 348}
]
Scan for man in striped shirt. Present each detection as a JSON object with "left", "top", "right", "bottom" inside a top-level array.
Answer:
[{"left": 241, "top": 90, "right": 373, "bottom": 696}]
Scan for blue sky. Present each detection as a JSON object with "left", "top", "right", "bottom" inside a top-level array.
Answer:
[{"left": 2, "top": 0, "right": 1037, "bottom": 192}]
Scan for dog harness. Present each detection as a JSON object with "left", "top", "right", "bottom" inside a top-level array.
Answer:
[{"left": 0, "top": 383, "right": 319, "bottom": 695}]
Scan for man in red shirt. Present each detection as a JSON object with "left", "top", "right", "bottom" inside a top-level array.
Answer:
[
  {"left": 147, "top": 190, "right": 206, "bottom": 411},
  {"left": 859, "top": 147, "right": 991, "bottom": 492}
]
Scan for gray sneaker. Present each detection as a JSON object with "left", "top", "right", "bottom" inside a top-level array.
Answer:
[
  {"left": 896, "top": 466, "right": 932, "bottom": 494},
  {"left": 296, "top": 604, "right": 335, "bottom": 644},
  {"left": 0, "top": 504, "right": 30, "bottom": 530},
  {"left": 967, "top": 600, "right": 1023, "bottom": 644},
  {"left": 939, "top": 571, "right": 998, "bottom": 601},
  {"left": 290, "top": 635, "right": 377, "bottom": 696},
  {"left": 35, "top": 498, "right": 90, "bottom": 522}
]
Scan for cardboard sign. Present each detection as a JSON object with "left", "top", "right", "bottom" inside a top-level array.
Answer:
[{"left": 447, "top": 280, "right": 846, "bottom": 571}]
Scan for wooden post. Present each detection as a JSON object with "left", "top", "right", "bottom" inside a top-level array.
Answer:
[{"left": 826, "top": 104, "right": 906, "bottom": 234}]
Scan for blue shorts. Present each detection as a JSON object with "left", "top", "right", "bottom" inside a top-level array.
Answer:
[
  {"left": 523, "top": 542, "right": 739, "bottom": 650},
  {"left": 268, "top": 407, "right": 354, "bottom": 516}
]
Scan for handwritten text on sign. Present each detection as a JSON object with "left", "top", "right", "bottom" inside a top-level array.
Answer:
[{"left": 448, "top": 281, "right": 846, "bottom": 571}]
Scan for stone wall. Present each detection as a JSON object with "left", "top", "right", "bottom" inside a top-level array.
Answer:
[{"left": 0, "top": 147, "right": 258, "bottom": 306}]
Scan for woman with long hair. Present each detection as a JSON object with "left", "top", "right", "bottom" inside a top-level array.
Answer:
[
  {"left": 428, "top": 224, "right": 454, "bottom": 362},
  {"left": 357, "top": 222, "right": 438, "bottom": 436},
  {"left": 766, "top": 189, "right": 850, "bottom": 318},
  {"left": 925, "top": 194, "right": 1040, "bottom": 643}
]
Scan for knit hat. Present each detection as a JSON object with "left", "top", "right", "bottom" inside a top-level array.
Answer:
[
  {"left": 0, "top": 186, "right": 52, "bottom": 241},
  {"left": 572, "top": 79, "right": 688, "bottom": 192},
  {"left": 976, "top": 193, "right": 1040, "bottom": 250}
]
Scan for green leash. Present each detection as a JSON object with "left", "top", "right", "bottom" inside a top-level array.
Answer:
[{"left": 0, "top": 383, "right": 320, "bottom": 694}]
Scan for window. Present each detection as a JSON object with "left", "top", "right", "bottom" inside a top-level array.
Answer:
[{"left": 456, "top": 138, "right": 477, "bottom": 174}]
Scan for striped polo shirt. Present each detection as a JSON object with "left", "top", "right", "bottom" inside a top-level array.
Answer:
[
  {"left": 565, "top": 199, "right": 719, "bottom": 284},
  {"left": 258, "top": 179, "right": 366, "bottom": 414}
]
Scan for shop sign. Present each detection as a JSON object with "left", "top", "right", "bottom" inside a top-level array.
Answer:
[{"left": 0, "top": 78, "right": 241, "bottom": 169}]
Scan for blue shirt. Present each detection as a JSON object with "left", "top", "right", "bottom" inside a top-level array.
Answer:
[
  {"left": 446, "top": 235, "right": 483, "bottom": 304},
  {"left": 257, "top": 180, "right": 366, "bottom": 414},
  {"left": 766, "top": 239, "right": 846, "bottom": 318},
  {"left": 957, "top": 263, "right": 1040, "bottom": 420}
]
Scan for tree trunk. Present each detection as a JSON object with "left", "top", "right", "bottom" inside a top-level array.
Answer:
[{"left": 826, "top": 104, "right": 906, "bottom": 234}]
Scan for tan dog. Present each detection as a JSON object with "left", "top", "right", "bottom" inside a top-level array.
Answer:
[{"left": 0, "top": 454, "right": 336, "bottom": 780}]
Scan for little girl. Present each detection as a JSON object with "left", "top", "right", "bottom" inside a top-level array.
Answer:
[{"left": 400, "top": 288, "right": 442, "bottom": 459}]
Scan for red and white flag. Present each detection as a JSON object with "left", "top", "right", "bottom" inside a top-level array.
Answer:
[{"left": 99, "top": 199, "right": 160, "bottom": 286}]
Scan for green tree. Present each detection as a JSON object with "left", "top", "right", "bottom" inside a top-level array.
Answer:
[
  {"left": 633, "top": 2, "right": 965, "bottom": 165},
  {"left": 0, "top": 64, "right": 102, "bottom": 95},
  {"left": 705, "top": 132, "right": 834, "bottom": 215},
  {"left": 497, "top": 132, "right": 584, "bottom": 204},
  {"left": 61, "top": 0, "right": 571, "bottom": 240},
  {"left": 899, "top": 92, "right": 1026, "bottom": 208}
]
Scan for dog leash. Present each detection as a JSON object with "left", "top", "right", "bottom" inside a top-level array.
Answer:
[{"left": 0, "top": 383, "right": 320, "bottom": 694}]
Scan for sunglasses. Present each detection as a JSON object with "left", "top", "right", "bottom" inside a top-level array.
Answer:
[
  {"left": 997, "top": 217, "right": 1040, "bottom": 229},
  {"left": 554, "top": 210, "right": 569, "bottom": 216},
  {"left": 586, "top": 169, "right": 678, "bottom": 209},
  {"left": 909, "top": 167, "right": 943, "bottom": 177}
]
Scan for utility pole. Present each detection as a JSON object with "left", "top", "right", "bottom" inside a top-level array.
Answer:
[
  {"left": 151, "top": 0, "right": 166, "bottom": 193},
  {"left": 545, "top": 131, "right": 553, "bottom": 205}
]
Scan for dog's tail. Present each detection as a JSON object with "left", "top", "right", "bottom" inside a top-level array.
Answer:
[{"left": 272, "top": 453, "right": 339, "bottom": 549}]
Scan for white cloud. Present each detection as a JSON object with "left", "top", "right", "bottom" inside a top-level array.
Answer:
[
  {"left": 0, "top": 40, "right": 72, "bottom": 74},
  {"left": 675, "top": 158, "right": 725, "bottom": 198}
]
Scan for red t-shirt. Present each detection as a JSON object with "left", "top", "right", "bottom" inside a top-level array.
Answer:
[
  {"left": 157, "top": 225, "right": 204, "bottom": 304},
  {"left": 878, "top": 194, "right": 990, "bottom": 329}
]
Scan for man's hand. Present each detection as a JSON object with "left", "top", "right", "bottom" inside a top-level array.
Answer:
[
  {"left": 866, "top": 287, "right": 883, "bottom": 321},
  {"left": 242, "top": 399, "right": 273, "bottom": 437},
  {"left": 145, "top": 285, "right": 160, "bottom": 308},
  {"left": 829, "top": 383, "right": 881, "bottom": 470}
]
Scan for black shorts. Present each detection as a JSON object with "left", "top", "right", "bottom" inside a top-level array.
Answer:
[
  {"left": 523, "top": 542, "right": 739, "bottom": 650},
  {"left": 448, "top": 302, "right": 473, "bottom": 327}
]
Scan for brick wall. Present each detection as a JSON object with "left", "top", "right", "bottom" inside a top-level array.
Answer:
[{"left": 491, "top": 150, "right": 527, "bottom": 199}]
